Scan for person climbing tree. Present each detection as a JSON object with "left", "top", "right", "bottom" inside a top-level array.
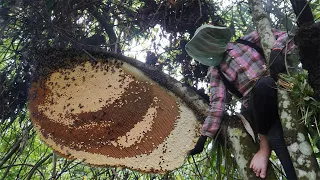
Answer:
[{"left": 185, "top": 24, "right": 297, "bottom": 179}]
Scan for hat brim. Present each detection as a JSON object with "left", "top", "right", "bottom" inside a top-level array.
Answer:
[{"left": 185, "top": 25, "right": 231, "bottom": 66}]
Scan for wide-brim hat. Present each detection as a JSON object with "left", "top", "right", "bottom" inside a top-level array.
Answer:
[{"left": 185, "top": 24, "right": 232, "bottom": 66}]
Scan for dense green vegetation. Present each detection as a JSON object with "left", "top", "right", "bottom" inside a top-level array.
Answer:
[{"left": 1, "top": 0, "right": 320, "bottom": 179}]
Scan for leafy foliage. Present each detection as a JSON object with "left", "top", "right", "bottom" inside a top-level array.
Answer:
[
  {"left": 0, "top": 0, "right": 233, "bottom": 179},
  {"left": 0, "top": 0, "right": 319, "bottom": 179}
]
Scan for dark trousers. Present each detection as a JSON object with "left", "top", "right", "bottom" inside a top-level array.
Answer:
[
  {"left": 251, "top": 76, "right": 278, "bottom": 135},
  {"left": 249, "top": 76, "right": 297, "bottom": 179}
]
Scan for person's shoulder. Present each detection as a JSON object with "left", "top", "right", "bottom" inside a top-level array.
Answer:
[
  {"left": 236, "top": 31, "right": 259, "bottom": 43},
  {"left": 271, "top": 28, "right": 284, "bottom": 32},
  {"left": 271, "top": 28, "right": 287, "bottom": 36}
]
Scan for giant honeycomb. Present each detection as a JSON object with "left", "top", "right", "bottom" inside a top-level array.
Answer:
[{"left": 28, "top": 50, "right": 199, "bottom": 173}]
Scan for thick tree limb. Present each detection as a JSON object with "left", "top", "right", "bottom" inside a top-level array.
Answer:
[
  {"left": 289, "top": 0, "right": 314, "bottom": 26},
  {"left": 220, "top": 116, "right": 277, "bottom": 179},
  {"left": 88, "top": 5, "right": 119, "bottom": 52},
  {"left": 51, "top": 152, "right": 57, "bottom": 180},
  {"left": 26, "top": 153, "right": 53, "bottom": 180},
  {"left": 0, "top": 138, "right": 22, "bottom": 168},
  {"left": 278, "top": 89, "right": 320, "bottom": 179},
  {"left": 248, "top": 0, "right": 274, "bottom": 66}
]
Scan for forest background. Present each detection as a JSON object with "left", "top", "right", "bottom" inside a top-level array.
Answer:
[{"left": 1, "top": 0, "right": 320, "bottom": 179}]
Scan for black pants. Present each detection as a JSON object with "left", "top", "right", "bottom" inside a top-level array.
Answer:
[
  {"left": 251, "top": 76, "right": 278, "bottom": 135},
  {"left": 249, "top": 76, "right": 297, "bottom": 179}
]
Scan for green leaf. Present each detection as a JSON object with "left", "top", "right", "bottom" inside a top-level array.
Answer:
[{"left": 46, "top": 0, "right": 54, "bottom": 11}]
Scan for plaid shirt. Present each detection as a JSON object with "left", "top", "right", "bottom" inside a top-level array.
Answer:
[{"left": 202, "top": 29, "right": 295, "bottom": 138}]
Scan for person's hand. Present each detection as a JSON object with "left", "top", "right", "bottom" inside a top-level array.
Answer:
[
  {"left": 189, "top": 135, "right": 207, "bottom": 155},
  {"left": 269, "top": 49, "right": 286, "bottom": 81}
]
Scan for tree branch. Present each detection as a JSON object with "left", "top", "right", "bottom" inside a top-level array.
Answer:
[
  {"left": 26, "top": 153, "right": 53, "bottom": 180},
  {"left": 51, "top": 152, "right": 57, "bottom": 180},
  {"left": 248, "top": 0, "right": 275, "bottom": 66},
  {"left": 278, "top": 89, "right": 320, "bottom": 179},
  {"left": 88, "top": 5, "right": 119, "bottom": 53},
  {"left": 0, "top": 138, "right": 22, "bottom": 168}
]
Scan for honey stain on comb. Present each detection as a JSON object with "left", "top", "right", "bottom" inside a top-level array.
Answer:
[{"left": 28, "top": 59, "right": 180, "bottom": 159}]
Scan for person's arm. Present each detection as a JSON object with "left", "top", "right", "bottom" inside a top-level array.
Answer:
[
  {"left": 272, "top": 30, "right": 295, "bottom": 51},
  {"left": 269, "top": 30, "right": 295, "bottom": 80},
  {"left": 189, "top": 67, "right": 227, "bottom": 155},
  {"left": 202, "top": 67, "right": 227, "bottom": 137}
]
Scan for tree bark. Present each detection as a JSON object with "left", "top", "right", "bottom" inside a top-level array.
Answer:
[
  {"left": 278, "top": 89, "right": 320, "bottom": 179},
  {"left": 51, "top": 152, "right": 57, "bottom": 180},
  {"left": 88, "top": 5, "right": 119, "bottom": 53},
  {"left": 278, "top": 1, "right": 320, "bottom": 179},
  {"left": 220, "top": 116, "right": 277, "bottom": 179},
  {"left": 247, "top": 0, "right": 320, "bottom": 179},
  {"left": 248, "top": 0, "right": 274, "bottom": 66}
]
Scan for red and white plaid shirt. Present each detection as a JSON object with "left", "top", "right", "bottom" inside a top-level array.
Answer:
[{"left": 202, "top": 29, "right": 295, "bottom": 138}]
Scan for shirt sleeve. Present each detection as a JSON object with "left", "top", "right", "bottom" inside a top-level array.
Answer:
[
  {"left": 242, "top": 31, "right": 260, "bottom": 43},
  {"left": 244, "top": 29, "right": 295, "bottom": 54},
  {"left": 202, "top": 67, "right": 227, "bottom": 138},
  {"left": 272, "top": 30, "right": 295, "bottom": 53}
]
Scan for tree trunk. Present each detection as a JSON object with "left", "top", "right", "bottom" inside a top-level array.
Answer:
[
  {"left": 279, "top": 0, "right": 320, "bottom": 179},
  {"left": 220, "top": 116, "right": 277, "bottom": 179},
  {"left": 247, "top": 0, "right": 319, "bottom": 179},
  {"left": 278, "top": 89, "right": 320, "bottom": 179},
  {"left": 248, "top": 0, "right": 274, "bottom": 66},
  {"left": 295, "top": 23, "right": 320, "bottom": 100}
]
